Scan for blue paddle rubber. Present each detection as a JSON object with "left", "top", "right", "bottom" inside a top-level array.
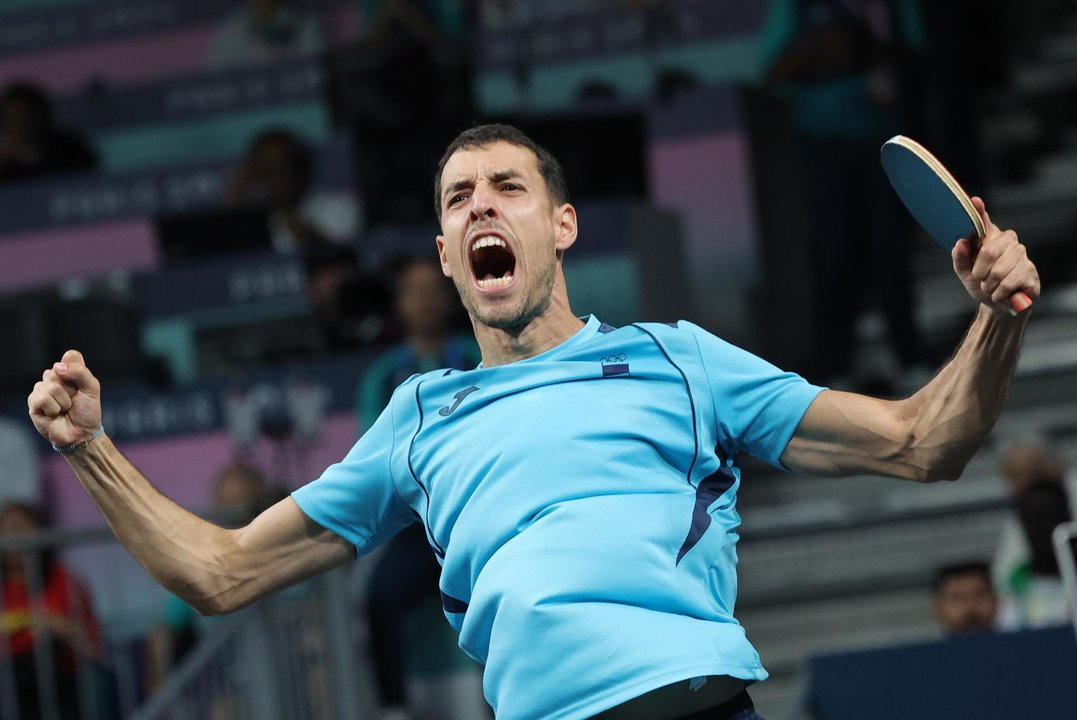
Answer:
[
  {"left": 881, "top": 135, "right": 1032, "bottom": 314},
  {"left": 880, "top": 136, "right": 981, "bottom": 249}
]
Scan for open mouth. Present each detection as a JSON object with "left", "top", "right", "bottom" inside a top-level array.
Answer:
[{"left": 470, "top": 234, "right": 516, "bottom": 290}]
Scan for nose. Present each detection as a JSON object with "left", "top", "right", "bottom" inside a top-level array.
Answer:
[{"left": 468, "top": 184, "right": 498, "bottom": 222}]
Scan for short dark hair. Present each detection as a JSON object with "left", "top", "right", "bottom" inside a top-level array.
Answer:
[
  {"left": 433, "top": 123, "right": 569, "bottom": 220},
  {"left": 932, "top": 561, "right": 992, "bottom": 593}
]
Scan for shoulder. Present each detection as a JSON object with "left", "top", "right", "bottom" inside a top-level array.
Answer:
[{"left": 627, "top": 319, "right": 729, "bottom": 359}]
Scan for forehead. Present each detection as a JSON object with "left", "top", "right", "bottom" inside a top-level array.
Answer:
[{"left": 442, "top": 140, "right": 542, "bottom": 183}]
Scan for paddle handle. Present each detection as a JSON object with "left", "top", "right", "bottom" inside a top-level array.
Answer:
[{"left": 1008, "top": 290, "right": 1033, "bottom": 315}]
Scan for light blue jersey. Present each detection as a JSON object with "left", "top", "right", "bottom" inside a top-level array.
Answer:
[{"left": 293, "top": 316, "right": 824, "bottom": 719}]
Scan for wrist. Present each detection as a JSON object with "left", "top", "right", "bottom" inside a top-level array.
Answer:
[
  {"left": 980, "top": 302, "right": 1029, "bottom": 328},
  {"left": 53, "top": 426, "right": 105, "bottom": 454}
]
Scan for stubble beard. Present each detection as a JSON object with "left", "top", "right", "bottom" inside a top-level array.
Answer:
[{"left": 456, "top": 252, "right": 557, "bottom": 332}]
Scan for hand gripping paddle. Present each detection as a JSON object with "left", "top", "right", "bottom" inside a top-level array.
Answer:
[{"left": 880, "top": 135, "right": 1033, "bottom": 314}]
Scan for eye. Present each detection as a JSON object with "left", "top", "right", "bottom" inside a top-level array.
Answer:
[
  {"left": 501, "top": 183, "right": 521, "bottom": 192},
  {"left": 447, "top": 193, "right": 468, "bottom": 207}
]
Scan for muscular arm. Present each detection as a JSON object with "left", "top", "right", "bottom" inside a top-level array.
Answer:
[
  {"left": 782, "top": 307, "right": 1027, "bottom": 481},
  {"left": 28, "top": 353, "right": 355, "bottom": 615},
  {"left": 64, "top": 437, "right": 355, "bottom": 614},
  {"left": 781, "top": 198, "right": 1038, "bottom": 482}
]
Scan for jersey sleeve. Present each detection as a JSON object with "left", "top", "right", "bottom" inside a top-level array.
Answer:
[
  {"left": 292, "top": 387, "right": 416, "bottom": 556},
  {"left": 686, "top": 322, "right": 825, "bottom": 468}
]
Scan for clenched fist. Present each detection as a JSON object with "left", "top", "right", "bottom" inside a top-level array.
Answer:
[
  {"left": 27, "top": 350, "right": 102, "bottom": 449},
  {"left": 953, "top": 197, "right": 1041, "bottom": 315}
]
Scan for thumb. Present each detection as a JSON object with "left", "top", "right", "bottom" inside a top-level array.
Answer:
[
  {"left": 61, "top": 349, "right": 84, "bottom": 366},
  {"left": 969, "top": 195, "right": 991, "bottom": 234},
  {"left": 54, "top": 350, "right": 99, "bottom": 397}
]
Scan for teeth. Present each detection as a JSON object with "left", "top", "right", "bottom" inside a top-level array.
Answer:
[
  {"left": 471, "top": 236, "right": 506, "bottom": 252},
  {"left": 477, "top": 275, "right": 513, "bottom": 289}
]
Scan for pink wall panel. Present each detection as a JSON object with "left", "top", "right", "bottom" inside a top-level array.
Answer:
[
  {"left": 0, "top": 27, "right": 217, "bottom": 93},
  {"left": 0, "top": 218, "right": 158, "bottom": 291}
]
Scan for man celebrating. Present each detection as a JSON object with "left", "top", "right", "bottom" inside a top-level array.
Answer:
[{"left": 28, "top": 124, "right": 1039, "bottom": 719}]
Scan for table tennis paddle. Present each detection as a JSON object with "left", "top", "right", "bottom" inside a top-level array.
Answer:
[{"left": 880, "top": 135, "right": 1033, "bottom": 314}]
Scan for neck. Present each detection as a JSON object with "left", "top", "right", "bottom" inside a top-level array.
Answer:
[{"left": 471, "top": 280, "right": 583, "bottom": 367}]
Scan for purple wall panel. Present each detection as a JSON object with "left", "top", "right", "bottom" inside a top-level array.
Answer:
[{"left": 648, "top": 131, "right": 759, "bottom": 341}]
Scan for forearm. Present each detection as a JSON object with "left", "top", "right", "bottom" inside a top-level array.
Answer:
[
  {"left": 62, "top": 435, "right": 250, "bottom": 614},
  {"left": 900, "top": 305, "right": 1028, "bottom": 479},
  {"left": 785, "top": 308, "right": 1028, "bottom": 481}
]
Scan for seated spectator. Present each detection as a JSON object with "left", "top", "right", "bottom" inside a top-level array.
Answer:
[
  {"left": 0, "top": 82, "right": 97, "bottom": 184},
  {"left": 145, "top": 461, "right": 279, "bottom": 694},
  {"left": 208, "top": 0, "right": 327, "bottom": 69},
  {"left": 999, "top": 478, "right": 1073, "bottom": 629},
  {"left": 357, "top": 255, "right": 480, "bottom": 720},
  {"left": 357, "top": 254, "right": 479, "bottom": 425},
  {"left": 224, "top": 129, "right": 361, "bottom": 254},
  {"left": 932, "top": 562, "right": 998, "bottom": 635},
  {"left": 993, "top": 442, "right": 1077, "bottom": 629},
  {"left": 303, "top": 243, "right": 390, "bottom": 352},
  {"left": 0, "top": 502, "right": 102, "bottom": 720}
]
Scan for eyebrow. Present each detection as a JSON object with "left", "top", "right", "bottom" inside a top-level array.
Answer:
[{"left": 443, "top": 169, "right": 527, "bottom": 202}]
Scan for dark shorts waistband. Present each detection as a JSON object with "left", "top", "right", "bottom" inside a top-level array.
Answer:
[{"left": 671, "top": 690, "right": 761, "bottom": 720}]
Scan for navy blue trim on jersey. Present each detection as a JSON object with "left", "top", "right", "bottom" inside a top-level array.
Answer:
[
  {"left": 408, "top": 381, "right": 446, "bottom": 559},
  {"left": 598, "top": 322, "right": 617, "bottom": 334},
  {"left": 676, "top": 447, "right": 737, "bottom": 564},
  {"left": 631, "top": 324, "right": 700, "bottom": 488},
  {"left": 441, "top": 591, "right": 469, "bottom": 614}
]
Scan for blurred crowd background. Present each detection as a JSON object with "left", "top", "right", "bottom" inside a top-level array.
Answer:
[{"left": 1, "top": 1, "right": 1077, "bottom": 718}]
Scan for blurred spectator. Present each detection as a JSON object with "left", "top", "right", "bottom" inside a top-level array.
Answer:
[
  {"left": 0, "top": 82, "right": 97, "bottom": 184},
  {"left": 357, "top": 255, "right": 479, "bottom": 720},
  {"left": 344, "top": 1, "right": 471, "bottom": 225},
  {"left": 225, "top": 129, "right": 361, "bottom": 254},
  {"left": 0, "top": 416, "right": 41, "bottom": 507},
  {"left": 0, "top": 502, "right": 103, "bottom": 720},
  {"left": 932, "top": 562, "right": 998, "bottom": 635},
  {"left": 357, "top": 255, "right": 478, "bottom": 425},
  {"left": 993, "top": 442, "right": 1077, "bottom": 630},
  {"left": 997, "top": 476, "right": 1074, "bottom": 630},
  {"left": 208, "top": 0, "right": 327, "bottom": 69},
  {"left": 758, "top": 0, "right": 928, "bottom": 391},
  {"left": 358, "top": 0, "right": 466, "bottom": 49},
  {"left": 303, "top": 243, "right": 391, "bottom": 352},
  {"left": 145, "top": 461, "right": 278, "bottom": 694}
]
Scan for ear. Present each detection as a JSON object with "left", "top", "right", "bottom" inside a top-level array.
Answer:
[
  {"left": 553, "top": 203, "right": 577, "bottom": 253},
  {"left": 435, "top": 235, "right": 452, "bottom": 277}
]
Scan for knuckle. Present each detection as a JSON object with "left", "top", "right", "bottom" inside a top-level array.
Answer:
[{"left": 978, "top": 246, "right": 999, "bottom": 264}]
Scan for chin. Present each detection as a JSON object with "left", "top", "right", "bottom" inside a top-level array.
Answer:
[{"left": 471, "top": 296, "right": 548, "bottom": 332}]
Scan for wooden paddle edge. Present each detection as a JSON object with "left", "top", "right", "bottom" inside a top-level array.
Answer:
[{"left": 884, "top": 135, "right": 986, "bottom": 243}]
